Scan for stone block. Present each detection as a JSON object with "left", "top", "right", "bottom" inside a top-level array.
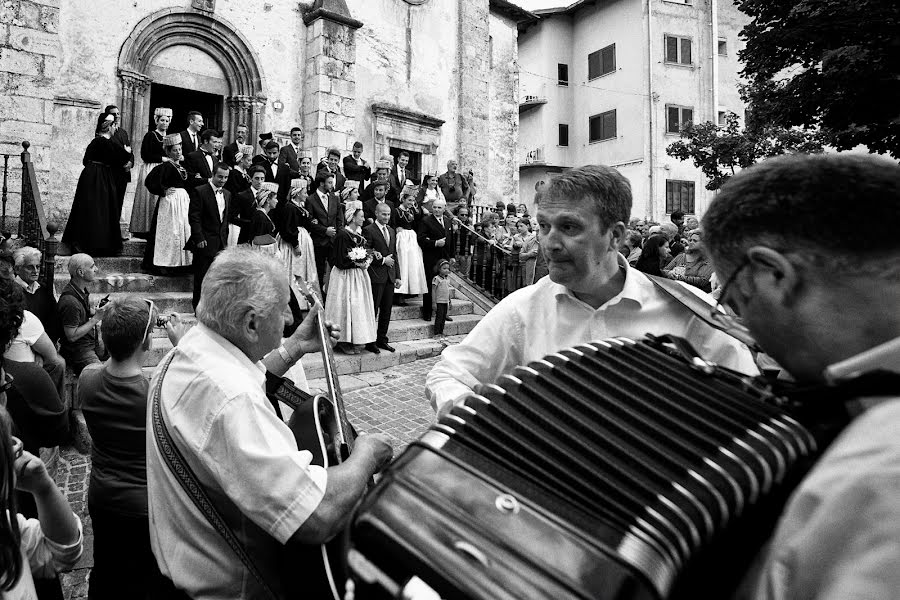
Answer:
[
  {"left": 315, "top": 56, "right": 346, "bottom": 79},
  {"left": 0, "top": 120, "right": 52, "bottom": 145},
  {"left": 330, "top": 78, "right": 355, "bottom": 99},
  {"left": 0, "top": 72, "right": 53, "bottom": 98},
  {"left": 8, "top": 25, "right": 58, "bottom": 55},
  {"left": 0, "top": 48, "right": 41, "bottom": 76},
  {"left": 38, "top": 4, "right": 57, "bottom": 33},
  {"left": 16, "top": 1, "right": 42, "bottom": 30},
  {"left": 340, "top": 97, "right": 355, "bottom": 118},
  {"left": 0, "top": 94, "right": 45, "bottom": 121},
  {"left": 308, "top": 90, "right": 342, "bottom": 114}
]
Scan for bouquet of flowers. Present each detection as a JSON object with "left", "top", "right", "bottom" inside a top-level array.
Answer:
[{"left": 348, "top": 246, "right": 372, "bottom": 269}]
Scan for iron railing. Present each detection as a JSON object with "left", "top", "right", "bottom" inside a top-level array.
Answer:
[
  {"left": 17, "top": 141, "right": 58, "bottom": 290},
  {"left": 451, "top": 216, "right": 529, "bottom": 301}
]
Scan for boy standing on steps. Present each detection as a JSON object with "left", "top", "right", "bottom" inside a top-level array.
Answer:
[{"left": 432, "top": 259, "right": 455, "bottom": 337}]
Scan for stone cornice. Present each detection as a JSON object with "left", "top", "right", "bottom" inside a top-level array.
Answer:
[
  {"left": 302, "top": 0, "right": 363, "bottom": 29},
  {"left": 371, "top": 103, "right": 445, "bottom": 129},
  {"left": 53, "top": 96, "right": 102, "bottom": 109}
]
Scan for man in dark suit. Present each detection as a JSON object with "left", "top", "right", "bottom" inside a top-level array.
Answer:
[
  {"left": 343, "top": 141, "right": 371, "bottom": 193},
  {"left": 105, "top": 104, "right": 133, "bottom": 217},
  {"left": 306, "top": 170, "right": 344, "bottom": 288},
  {"left": 389, "top": 150, "right": 419, "bottom": 199},
  {"left": 221, "top": 123, "right": 247, "bottom": 167},
  {"left": 417, "top": 198, "right": 454, "bottom": 322},
  {"left": 278, "top": 127, "right": 303, "bottom": 172},
  {"left": 184, "top": 129, "right": 222, "bottom": 189},
  {"left": 253, "top": 140, "right": 280, "bottom": 182},
  {"left": 360, "top": 160, "right": 397, "bottom": 205},
  {"left": 232, "top": 165, "right": 266, "bottom": 245},
  {"left": 363, "top": 202, "right": 401, "bottom": 353},
  {"left": 179, "top": 111, "right": 204, "bottom": 156},
  {"left": 363, "top": 180, "right": 395, "bottom": 225},
  {"left": 315, "top": 147, "right": 346, "bottom": 191},
  {"left": 188, "top": 163, "right": 231, "bottom": 309}
]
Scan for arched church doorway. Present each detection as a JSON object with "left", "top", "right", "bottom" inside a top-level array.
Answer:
[{"left": 117, "top": 9, "right": 267, "bottom": 148}]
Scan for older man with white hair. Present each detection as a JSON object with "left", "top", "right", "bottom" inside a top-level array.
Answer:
[
  {"left": 417, "top": 197, "right": 454, "bottom": 322},
  {"left": 14, "top": 246, "right": 61, "bottom": 344},
  {"left": 146, "top": 247, "right": 393, "bottom": 599}
]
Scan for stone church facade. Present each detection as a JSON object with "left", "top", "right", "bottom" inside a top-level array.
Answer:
[{"left": 0, "top": 0, "right": 532, "bottom": 231}]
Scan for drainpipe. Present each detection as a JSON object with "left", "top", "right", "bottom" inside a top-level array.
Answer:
[
  {"left": 711, "top": 0, "right": 719, "bottom": 126},
  {"left": 646, "top": 0, "right": 655, "bottom": 221}
]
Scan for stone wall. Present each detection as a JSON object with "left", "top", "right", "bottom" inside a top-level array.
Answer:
[
  {"left": 456, "top": 0, "right": 490, "bottom": 193},
  {"left": 0, "top": 0, "right": 61, "bottom": 226},
  {"left": 486, "top": 11, "right": 519, "bottom": 207}
]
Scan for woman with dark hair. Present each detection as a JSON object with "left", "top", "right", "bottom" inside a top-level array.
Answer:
[
  {"left": 415, "top": 173, "right": 445, "bottom": 214},
  {"left": 129, "top": 107, "right": 171, "bottom": 239},
  {"left": 62, "top": 112, "right": 132, "bottom": 256},
  {"left": 0, "top": 295, "right": 82, "bottom": 598},
  {"left": 634, "top": 234, "right": 671, "bottom": 277}
]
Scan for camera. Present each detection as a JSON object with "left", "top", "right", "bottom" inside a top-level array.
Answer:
[
  {"left": 98, "top": 294, "right": 110, "bottom": 308},
  {"left": 156, "top": 315, "right": 170, "bottom": 328}
]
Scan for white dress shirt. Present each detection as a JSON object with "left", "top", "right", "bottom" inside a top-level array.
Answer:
[
  {"left": 15, "top": 275, "right": 39, "bottom": 294},
  {"left": 425, "top": 257, "right": 758, "bottom": 412},
  {"left": 147, "top": 324, "right": 327, "bottom": 599},
  {"left": 211, "top": 183, "right": 225, "bottom": 220}
]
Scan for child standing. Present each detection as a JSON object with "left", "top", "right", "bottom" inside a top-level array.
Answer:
[{"left": 432, "top": 259, "right": 455, "bottom": 337}]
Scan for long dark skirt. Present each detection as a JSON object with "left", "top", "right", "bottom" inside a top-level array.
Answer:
[{"left": 62, "top": 164, "right": 123, "bottom": 256}]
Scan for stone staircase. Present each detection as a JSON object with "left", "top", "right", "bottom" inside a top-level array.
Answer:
[{"left": 56, "top": 240, "right": 485, "bottom": 385}]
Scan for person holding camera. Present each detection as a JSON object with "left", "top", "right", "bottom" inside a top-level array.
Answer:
[
  {"left": 79, "top": 297, "right": 186, "bottom": 599},
  {"left": 437, "top": 159, "right": 468, "bottom": 214},
  {"left": 58, "top": 253, "right": 108, "bottom": 376}
]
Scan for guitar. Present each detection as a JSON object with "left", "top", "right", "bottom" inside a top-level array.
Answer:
[{"left": 284, "top": 277, "right": 357, "bottom": 600}]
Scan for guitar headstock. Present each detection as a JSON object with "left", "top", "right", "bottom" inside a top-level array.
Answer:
[{"left": 294, "top": 276, "right": 321, "bottom": 312}]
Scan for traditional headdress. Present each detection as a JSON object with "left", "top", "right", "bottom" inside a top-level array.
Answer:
[
  {"left": 239, "top": 144, "right": 254, "bottom": 155},
  {"left": 163, "top": 133, "right": 182, "bottom": 147},
  {"left": 340, "top": 186, "right": 358, "bottom": 202},
  {"left": 257, "top": 182, "right": 279, "bottom": 205},
  {"left": 375, "top": 160, "right": 391, "bottom": 171},
  {"left": 95, "top": 112, "right": 115, "bottom": 135},
  {"left": 258, "top": 132, "right": 273, "bottom": 145},
  {"left": 344, "top": 200, "right": 363, "bottom": 223},
  {"left": 153, "top": 107, "right": 173, "bottom": 120},
  {"left": 298, "top": 150, "right": 312, "bottom": 160}
]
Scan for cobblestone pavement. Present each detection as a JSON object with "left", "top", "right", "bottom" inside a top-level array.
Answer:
[{"left": 57, "top": 355, "right": 444, "bottom": 599}]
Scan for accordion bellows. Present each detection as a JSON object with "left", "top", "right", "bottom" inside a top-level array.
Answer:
[{"left": 350, "top": 336, "right": 819, "bottom": 600}]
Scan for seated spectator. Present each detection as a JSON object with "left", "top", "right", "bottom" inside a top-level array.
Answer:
[
  {"left": 13, "top": 246, "right": 62, "bottom": 344},
  {"left": 80, "top": 298, "right": 185, "bottom": 600},
  {"left": 0, "top": 405, "right": 83, "bottom": 599},
  {"left": 0, "top": 279, "right": 66, "bottom": 400},
  {"left": 58, "top": 254, "right": 108, "bottom": 375},
  {"left": 622, "top": 230, "right": 643, "bottom": 266},
  {"left": 659, "top": 222, "right": 684, "bottom": 257},
  {"left": 634, "top": 234, "right": 670, "bottom": 277},
  {"left": 662, "top": 229, "right": 715, "bottom": 292}
]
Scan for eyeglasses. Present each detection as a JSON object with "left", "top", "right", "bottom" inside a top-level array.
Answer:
[
  {"left": 710, "top": 257, "right": 761, "bottom": 352},
  {"left": 0, "top": 370, "right": 14, "bottom": 394},
  {"left": 143, "top": 299, "right": 156, "bottom": 342}
]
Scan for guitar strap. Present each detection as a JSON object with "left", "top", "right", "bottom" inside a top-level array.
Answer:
[{"left": 150, "top": 353, "right": 281, "bottom": 600}]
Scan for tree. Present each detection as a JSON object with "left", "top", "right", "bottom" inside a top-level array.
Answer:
[
  {"left": 736, "top": 0, "right": 900, "bottom": 158},
  {"left": 666, "top": 113, "right": 823, "bottom": 190}
]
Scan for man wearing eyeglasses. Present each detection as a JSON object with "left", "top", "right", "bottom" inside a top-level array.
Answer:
[
  {"left": 425, "top": 164, "right": 758, "bottom": 416},
  {"left": 702, "top": 154, "right": 900, "bottom": 600}
]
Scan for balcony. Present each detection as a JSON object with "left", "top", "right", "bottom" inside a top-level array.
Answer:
[
  {"left": 521, "top": 146, "right": 546, "bottom": 167},
  {"left": 519, "top": 83, "right": 548, "bottom": 113}
]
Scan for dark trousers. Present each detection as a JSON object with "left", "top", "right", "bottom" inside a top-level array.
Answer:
[
  {"left": 434, "top": 302, "right": 449, "bottom": 334},
  {"left": 313, "top": 244, "right": 332, "bottom": 293},
  {"left": 88, "top": 502, "right": 168, "bottom": 600},
  {"left": 371, "top": 281, "right": 394, "bottom": 343},
  {"left": 422, "top": 256, "right": 439, "bottom": 319},
  {"left": 192, "top": 252, "right": 215, "bottom": 309}
]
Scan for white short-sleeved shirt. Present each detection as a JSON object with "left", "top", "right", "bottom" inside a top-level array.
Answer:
[
  {"left": 425, "top": 258, "right": 759, "bottom": 412},
  {"left": 146, "top": 324, "right": 327, "bottom": 599},
  {"left": 4, "top": 310, "right": 45, "bottom": 363},
  {"left": 4, "top": 512, "right": 83, "bottom": 600}
]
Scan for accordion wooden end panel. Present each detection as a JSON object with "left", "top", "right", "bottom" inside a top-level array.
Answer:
[{"left": 349, "top": 337, "right": 819, "bottom": 600}]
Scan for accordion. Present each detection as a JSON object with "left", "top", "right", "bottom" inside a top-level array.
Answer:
[{"left": 348, "top": 335, "right": 823, "bottom": 600}]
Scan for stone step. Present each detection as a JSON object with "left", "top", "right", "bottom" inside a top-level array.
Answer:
[
  {"left": 141, "top": 313, "right": 482, "bottom": 368},
  {"left": 54, "top": 272, "right": 192, "bottom": 294},
  {"left": 95, "top": 291, "right": 195, "bottom": 314},
  {"left": 58, "top": 239, "right": 147, "bottom": 258},
  {"left": 55, "top": 255, "right": 147, "bottom": 274}
]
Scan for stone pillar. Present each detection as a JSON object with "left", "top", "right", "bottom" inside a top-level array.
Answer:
[
  {"left": 302, "top": 0, "right": 362, "bottom": 163},
  {"left": 251, "top": 95, "right": 267, "bottom": 146},
  {"left": 457, "top": 0, "right": 491, "bottom": 181},
  {"left": 118, "top": 68, "right": 152, "bottom": 137},
  {"left": 226, "top": 94, "right": 253, "bottom": 143}
]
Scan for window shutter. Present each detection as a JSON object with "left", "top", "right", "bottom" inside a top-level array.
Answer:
[
  {"left": 667, "top": 107, "right": 680, "bottom": 133},
  {"left": 681, "top": 38, "right": 692, "bottom": 64},
  {"left": 666, "top": 36, "right": 678, "bottom": 62},
  {"left": 588, "top": 51, "right": 600, "bottom": 79},
  {"left": 682, "top": 108, "right": 693, "bottom": 127},
  {"left": 602, "top": 45, "right": 616, "bottom": 75}
]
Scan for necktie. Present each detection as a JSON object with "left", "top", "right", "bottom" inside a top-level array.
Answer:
[{"left": 381, "top": 224, "right": 389, "bottom": 241}]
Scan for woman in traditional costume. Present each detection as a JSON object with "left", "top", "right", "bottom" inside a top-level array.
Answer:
[
  {"left": 141, "top": 134, "right": 192, "bottom": 273},
  {"left": 272, "top": 184, "right": 319, "bottom": 309},
  {"left": 129, "top": 107, "right": 171, "bottom": 239},
  {"left": 393, "top": 190, "right": 428, "bottom": 302},
  {"left": 225, "top": 145, "right": 254, "bottom": 247},
  {"left": 62, "top": 112, "right": 131, "bottom": 256},
  {"left": 246, "top": 183, "right": 278, "bottom": 255},
  {"left": 416, "top": 173, "right": 445, "bottom": 214},
  {"left": 324, "top": 206, "right": 377, "bottom": 354}
]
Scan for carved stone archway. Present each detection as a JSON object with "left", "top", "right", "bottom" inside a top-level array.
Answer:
[{"left": 117, "top": 8, "right": 267, "bottom": 142}]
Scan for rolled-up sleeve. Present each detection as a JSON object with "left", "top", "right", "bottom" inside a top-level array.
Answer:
[
  {"left": 18, "top": 512, "right": 84, "bottom": 578},
  {"left": 201, "top": 394, "right": 328, "bottom": 544}
]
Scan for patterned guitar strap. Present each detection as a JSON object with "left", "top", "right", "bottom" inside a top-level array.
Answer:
[{"left": 150, "top": 352, "right": 280, "bottom": 600}]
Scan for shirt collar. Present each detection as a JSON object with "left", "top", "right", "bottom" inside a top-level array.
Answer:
[
  {"left": 824, "top": 336, "right": 900, "bottom": 383},
  {"left": 550, "top": 254, "right": 653, "bottom": 310},
  {"left": 194, "top": 323, "right": 267, "bottom": 384},
  {"left": 15, "top": 276, "right": 39, "bottom": 293}
]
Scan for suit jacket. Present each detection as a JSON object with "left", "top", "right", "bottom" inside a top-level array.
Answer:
[
  {"left": 110, "top": 127, "right": 134, "bottom": 182},
  {"left": 184, "top": 150, "right": 219, "bottom": 188},
  {"left": 305, "top": 189, "right": 344, "bottom": 247},
  {"left": 363, "top": 222, "right": 400, "bottom": 284},
  {"left": 179, "top": 130, "right": 200, "bottom": 156},
  {"left": 252, "top": 155, "right": 278, "bottom": 182},
  {"left": 417, "top": 213, "right": 454, "bottom": 264},
  {"left": 222, "top": 141, "right": 239, "bottom": 167},
  {"left": 363, "top": 198, "right": 396, "bottom": 224},
  {"left": 389, "top": 166, "right": 419, "bottom": 197},
  {"left": 315, "top": 162, "right": 346, "bottom": 192},
  {"left": 343, "top": 155, "right": 371, "bottom": 192},
  {"left": 188, "top": 183, "right": 231, "bottom": 257},
  {"left": 277, "top": 144, "right": 301, "bottom": 172},
  {"left": 232, "top": 188, "right": 255, "bottom": 244}
]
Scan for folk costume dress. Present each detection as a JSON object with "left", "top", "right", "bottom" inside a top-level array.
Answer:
[
  {"left": 143, "top": 161, "right": 192, "bottom": 269},
  {"left": 63, "top": 137, "right": 131, "bottom": 256},
  {"left": 324, "top": 227, "right": 377, "bottom": 345},
  {"left": 272, "top": 198, "right": 319, "bottom": 310},
  {"left": 394, "top": 204, "right": 428, "bottom": 295},
  {"left": 129, "top": 129, "right": 166, "bottom": 238},
  {"left": 247, "top": 207, "right": 278, "bottom": 256}
]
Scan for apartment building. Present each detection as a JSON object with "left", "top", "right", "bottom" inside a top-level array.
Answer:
[{"left": 517, "top": 0, "right": 747, "bottom": 219}]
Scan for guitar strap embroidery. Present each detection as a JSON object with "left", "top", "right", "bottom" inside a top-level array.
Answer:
[{"left": 150, "top": 353, "right": 280, "bottom": 600}]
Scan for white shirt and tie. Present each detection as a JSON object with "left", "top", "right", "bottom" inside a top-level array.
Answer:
[
  {"left": 189, "top": 131, "right": 198, "bottom": 151},
  {"left": 211, "top": 183, "right": 225, "bottom": 221}
]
